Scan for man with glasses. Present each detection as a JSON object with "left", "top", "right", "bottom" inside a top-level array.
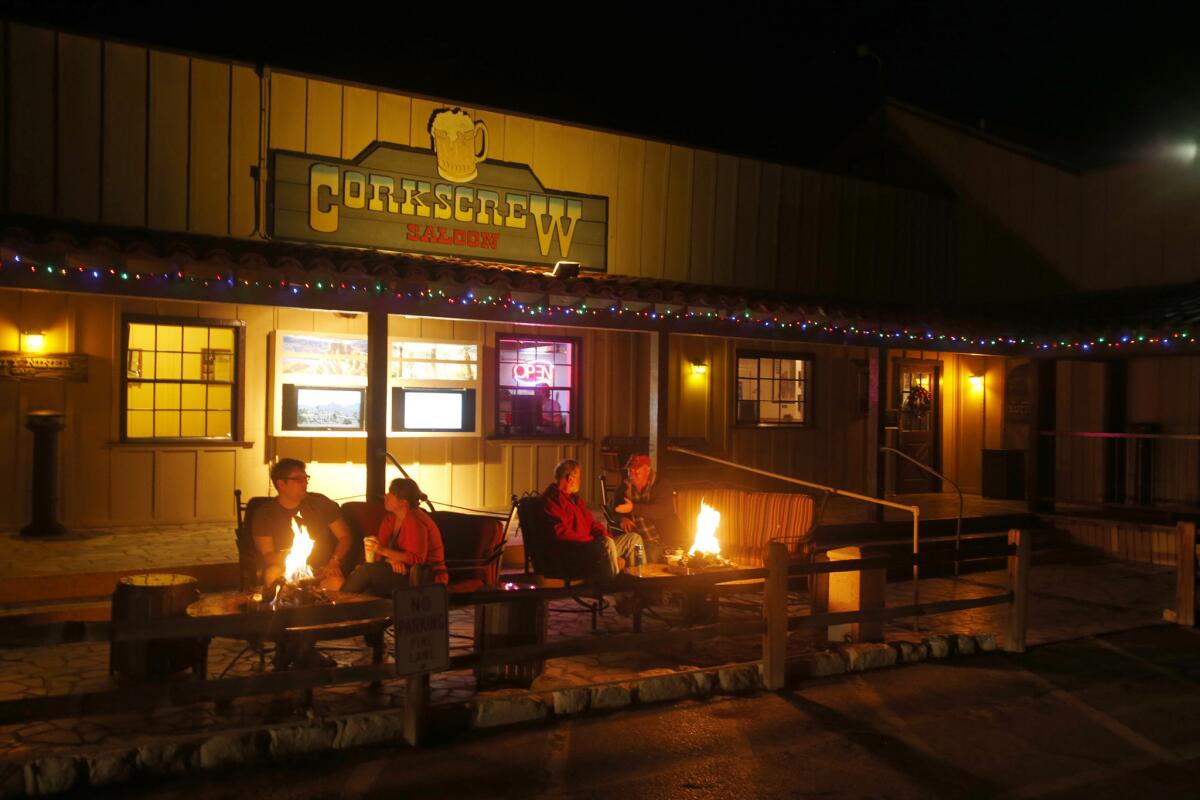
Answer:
[{"left": 252, "top": 458, "right": 353, "bottom": 591}]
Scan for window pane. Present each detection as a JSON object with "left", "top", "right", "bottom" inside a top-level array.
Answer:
[
  {"left": 209, "top": 327, "right": 234, "bottom": 351},
  {"left": 208, "top": 384, "right": 231, "bottom": 411},
  {"left": 180, "top": 411, "right": 206, "bottom": 437},
  {"left": 181, "top": 353, "right": 202, "bottom": 381},
  {"left": 205, "top": 350, "right": 233, "bottom": 382},
  {"left": 154, "top": 410, "right": 180, "bottom": 438},
  {"left": 181, "top": 383, "right": 207, "bottom": 410},
  {"left": 157, "top": 352, "right": 182, "bottom": 379},
  {"left": 128, "top": 323, "right": 156, "bottom": 351},
  {"left": 127, "top": 410, "right": 153, "bottom": 438},
  {"left": 156, "top": 325, "right": 182, "bottom": 352},
  {"left": 737, "top": 358, "right": 757, "bottom": 378},
  {"left": 127, "top": 350, "right": 153, "bottom": 379},
  {"left": 206, "top": 410, "right": 232, "bottom": 438},
  {"left": 155, "top": 382, "right": 181, "bottom": 410},
  {"left": 182, "top": 326, "right": 208, "bottom": 353},
  {"left": 127, "top": 382, "right": 154, "bottom": 410}
]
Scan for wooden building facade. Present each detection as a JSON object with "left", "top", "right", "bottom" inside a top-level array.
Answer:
[{"left": 2, "top": 21, "right": 1194, "bottom": 530}]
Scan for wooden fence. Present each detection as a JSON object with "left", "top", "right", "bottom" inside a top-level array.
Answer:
[{"left": 0, "top": 530, "right": 1042, "bottom": 744}]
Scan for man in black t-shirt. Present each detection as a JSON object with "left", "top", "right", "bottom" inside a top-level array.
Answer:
[{"left": 252, "top": 458, "right": 353, "bottom": 590}]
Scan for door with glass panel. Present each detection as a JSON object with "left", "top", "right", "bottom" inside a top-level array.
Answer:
[{"left": 892, "top": 361, "right": 941, "bottom": 493}]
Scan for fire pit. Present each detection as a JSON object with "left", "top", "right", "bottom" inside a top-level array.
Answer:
[
  {"left": 667, "top": 499, "right": 735, "bottom": 574},
  {"left": 247, "top": 518, "right": 332, "bottom": 611}
]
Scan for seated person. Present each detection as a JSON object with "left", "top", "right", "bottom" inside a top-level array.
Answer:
[
  {"left": 534, "top": 383, "right": 565, "bottom": 434},
  {"left": 614, "top": 454, "right": 681, "bottom": 563},
  {"left": 542, "top": 458, "right": 643, "bottom": 580},
  {"left": 343, "top": 478, "right": 449, "bottom": 596},
  {"left": 252, "top": 458, "right": 352, "bottom": 591}
]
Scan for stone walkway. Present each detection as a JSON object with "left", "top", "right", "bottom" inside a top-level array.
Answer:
[
  {"left": 0, "top": 526, "right": 236, "bottom": 579},
  {"left": 0, "top": 557, "right": 1176, "bottom": 767},
  {"left": 0, "top": 492, "right": 1025, "bottom": 582}
]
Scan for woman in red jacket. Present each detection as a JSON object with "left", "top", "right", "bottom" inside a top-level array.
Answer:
[{"left": 343, "top": 478, "right": 448, "bottom": 596}]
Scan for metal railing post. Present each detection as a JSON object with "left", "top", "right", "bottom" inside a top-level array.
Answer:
[{"left": 1006, "top": 529, "right": 1030, "bottom": 653}]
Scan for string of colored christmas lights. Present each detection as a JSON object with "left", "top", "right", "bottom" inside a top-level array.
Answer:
[{"left": 1, "top": 252, "right": 1194, "bottom": 353}]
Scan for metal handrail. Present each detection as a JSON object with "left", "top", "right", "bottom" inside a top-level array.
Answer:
[
  {"left": 667, "top": 446, "right": 923, "bottom": 620},
  {"left": 881, "top": 446, "right": 964, "bottom": 576},
  {"left": 383, "top": 451, "right": 436, "bottom": 513}
]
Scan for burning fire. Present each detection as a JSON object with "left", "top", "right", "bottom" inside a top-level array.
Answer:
[
  {"left": 690, "top": 500, "right": 722, "bottom": 557},
  {"left": 284, "top": 518, "right": 315, "bottom": 583}
]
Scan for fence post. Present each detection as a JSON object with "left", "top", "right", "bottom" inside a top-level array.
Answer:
[
  {"left": 1006, "top": 529, "right": 1030, "bottom": 653},
  {"left": 1176, "top": 522, "right": 1196, "bottom": 627},
  {"left": 762, "top": 541, "right": 788, "bottom": 690},
  {"left": 404, "top": 565, "right": 430, "bottom": 746}
]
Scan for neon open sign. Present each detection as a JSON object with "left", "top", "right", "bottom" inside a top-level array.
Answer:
[{"left": 511, "top": 361, "right": 554, "bottom": 386}]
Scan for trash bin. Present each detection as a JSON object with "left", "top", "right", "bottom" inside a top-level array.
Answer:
[{"left": 982, "top": 449, "right": 1025, "bottom": 500}]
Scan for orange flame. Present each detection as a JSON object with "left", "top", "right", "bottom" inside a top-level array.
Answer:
[
  {"left": 690, "top": 500, "right": 721, "bottom": 557},
  {"left": 284, "top": 518, "right": 314, "bottom": 582}
]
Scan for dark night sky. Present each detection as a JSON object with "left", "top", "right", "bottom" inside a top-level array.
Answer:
[{"left": 2, "top": 1, "right": 1197, "bottom": 169}]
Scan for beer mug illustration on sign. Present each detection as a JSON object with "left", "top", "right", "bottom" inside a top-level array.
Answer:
[{"left": 428, "top": 108, "right": 489, "bottom": 183}]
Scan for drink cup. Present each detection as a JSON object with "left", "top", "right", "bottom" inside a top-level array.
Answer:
[{"left": 364, "top": 536, "right": 378, "bottom": 563}]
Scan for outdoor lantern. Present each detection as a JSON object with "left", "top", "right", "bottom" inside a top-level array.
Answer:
[
  {"left": 968, "top": 373, "right": 984, "bottom": 391},
  {"left": 690, "top": 361, "right": 709, "bottom": 376},
  {"left": 20, "top": 331, "right": 46, "bottom": 353}
]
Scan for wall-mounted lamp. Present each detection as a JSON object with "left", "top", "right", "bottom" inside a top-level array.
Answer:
[
  {"left": 549, "top": 261, "right": 580, "bottom": 279},
  {"left": 967, "top": 373, "right": 984, "bottom": 390},
  {"left": 20, "top": 332, "right": 46, "bottom": 353},
  {"left": 689, "top": 361, "right": 709, "bottom": 376}
]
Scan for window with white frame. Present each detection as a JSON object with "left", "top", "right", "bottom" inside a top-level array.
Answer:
[
  {"left": 390, "top": 340, "right": 480, "bottom": 433},
  {"left": 735, "top": 352, "right": 811, "bottom": 426}
]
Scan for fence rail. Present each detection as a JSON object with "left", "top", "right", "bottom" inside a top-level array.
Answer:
[{"left": 0, "top": 531, "right": 1043, "bottom": 737}]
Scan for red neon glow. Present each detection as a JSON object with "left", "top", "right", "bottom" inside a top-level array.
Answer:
[{"left": 511, "top": 360, "right": 554, "bottom": 386}]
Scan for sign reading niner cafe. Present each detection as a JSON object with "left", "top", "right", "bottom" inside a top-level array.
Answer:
[{"left": 270, "top": 108, "right": 609, "bottom": 271}]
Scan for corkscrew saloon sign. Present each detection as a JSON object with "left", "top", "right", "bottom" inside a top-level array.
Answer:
[{"left": 270, "top": 108, "right": 608, "bottom": 271}]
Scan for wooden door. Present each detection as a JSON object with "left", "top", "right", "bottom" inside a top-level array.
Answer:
[{"left": 894, "top": 362, "right": 942, "bottom": 493}]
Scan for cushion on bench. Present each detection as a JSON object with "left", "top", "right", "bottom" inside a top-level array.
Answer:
[{"left": 673, "top": 488, "right": 814, "bottom": 566}]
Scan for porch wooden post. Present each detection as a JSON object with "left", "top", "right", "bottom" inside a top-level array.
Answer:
[
  {"left": 366, "top": 300, "right": 389, "bottom": 502},
  {"left": 1103, "top": 360, "right": 1128, "bottom": 504},
  {"left": 1176, "top": 521, "right": 1196, "bottom": 627},
  {"left": 1027, "top": 359, "right": 1056, "bottom": 513},
  {"left": 404, "top": 564, "right": 430, "bottom": 746},
  {"left": 866, "top": 347, "right": 888, "bottom": 523},
  {"left": 1006, "top": 528, "right": 1030, "bottom": 652},
  {"left": 762, "top": 540, "right": 788, "bottom": 690},
  {"left": 649, "top": 329, "right": 670, "bottom": 474}
]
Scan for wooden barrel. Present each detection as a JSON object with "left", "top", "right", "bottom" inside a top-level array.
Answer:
[{"left": 109, "top": 574, "right": 201, "bottom": 681}]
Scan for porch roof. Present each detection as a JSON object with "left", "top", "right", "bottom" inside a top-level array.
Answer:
[{"left": 1, "top": 215, "right": 1197, "bottom": 357}]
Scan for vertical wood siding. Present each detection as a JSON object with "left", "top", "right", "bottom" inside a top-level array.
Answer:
[{"left": 4, "top": 23, "right": 950, "bottom": 302}]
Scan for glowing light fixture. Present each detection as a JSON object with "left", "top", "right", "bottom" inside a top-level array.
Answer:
[
  {"left": 690, "top": 361, "right": 709, "bottom": 376},
  {"left": 968, "top": 373, "right": 984, "bottom": 390},
  {"left": 20, "top": 332, "right": 45, "bottom": 353}
]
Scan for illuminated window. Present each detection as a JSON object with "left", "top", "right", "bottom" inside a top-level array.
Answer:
[
  {"left": 495, "top": 335, "right": 577, "bottom": 437},
  {"left": 123, "top": 317, "right": 242, "bottom": 441},
  {"left": 390, "top": 341, "right": 478, "bottom": 382},
  {"left": 736, "top": 352, "right": 811, "bottom": 426}
]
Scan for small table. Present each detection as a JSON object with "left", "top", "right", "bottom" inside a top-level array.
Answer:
[
  {"left": 616, "top": 562, "right": 761, "bottom": 632},
  {"left": 187, "top": 590, "right": 390, "bottom": 676}
]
